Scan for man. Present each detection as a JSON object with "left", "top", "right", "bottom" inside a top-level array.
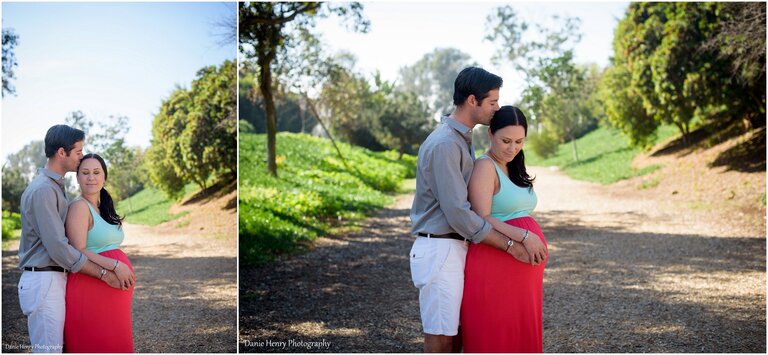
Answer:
[
  {"left": 409, "top": 67, "right": 547, "bottom": 352},
  {"left": 18, "top": 124, "right": 125, "bottom": 353}
]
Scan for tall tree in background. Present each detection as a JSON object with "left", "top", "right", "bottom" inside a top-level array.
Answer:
[
  {"left": 65, "top": 111, "right": 147, "bottom": 200},
  {"left": 703, "top": 2, "right": 766, "bottom": 128},
  {"left": 1, "top": 141, "right": 45, "bottom": 213},
  {"left": 607, "top": 2, "right": 765, "bottom": 145},
  {"left": 376, "top": 88, "right": 434, "bottom": 159},
  {"left": 2, "top": 29, "right": 19, "bottom": 97},
  {"left": 146, "top": 60, "right": 236, "bottom": 198},
  {"left": 399, "top": 48, "right": 477, "bottom": 119},
  {"left": 239, "top": 2, "right": 369, "bottom": 177},
  {"left": 487, "top": 5, "right": 590, "bottom": 160}
]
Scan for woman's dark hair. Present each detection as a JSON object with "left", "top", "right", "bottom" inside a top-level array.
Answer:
[
  {"left": 489, "top": 106, "right": 535, "bottom": 189},
  {"left": 78, "top": 153, "right": 124, "bottom": 228},
  {"left": 45, "top": 125, "right": 85, "bottom": 158},
  {"left": 453, "top": 67, "right": 503, "bottom": 106}
]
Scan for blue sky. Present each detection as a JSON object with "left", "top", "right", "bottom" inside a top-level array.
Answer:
[
  {"left": 1, "top": 2, "right": 236, "bottom": 160},
  {"left": 313, "top": 1, "right": 629, "bottom": 113}
]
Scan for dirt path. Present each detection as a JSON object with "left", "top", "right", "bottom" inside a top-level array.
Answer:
[
  {"left": 239, "top": 167, "right": 765, "bottom": 352},
  {"left": 2, "top": 222, "right": 237, "bottom": 353}
]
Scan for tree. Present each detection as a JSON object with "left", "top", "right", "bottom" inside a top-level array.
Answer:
[
  {"left": 146, "top": 60, "right": 236, "bottom": 198},
  {"left": 239, "top": 67, "right": 318, "bottom": 134},
  {"left": 239, "top": 2, "right": 369, "bottom": 177},
  {"left": 703, "top": 2, "right": 766, "bottom": 128},
  {"left": 609, "top": 2, "right": 764, "bottom": 145},
  {"left": 1, "top": 140, "right": 46, "bottom": 213},
  {"left": 375, "top": 89, "right": 434, "bottom": 159},
  {"left": 487, "top": 5, "right": 590, "bottom": 160},
  {"left": 523, "top": 53, "right": 599, "bottom": 161},
  {"left": 599, "top": 60, "right": 658, "bottom": 148},
  {"left": 486, "top": 6, "right": 582, "bottom": 82},
  {"left": 2, "top": 28, "right": 19, "bottom": 97},
  {"left": 398, "top": 48, "right": 477, "bottom": 119},
  {"left": 64, "top": 111, "right": 148, "bottom": 200},
  {"left": 317, "top": 53, "right": 385, "bottom": 151},
  {"left": 2, "top": 164, "right": 26, "bottom": 213}
]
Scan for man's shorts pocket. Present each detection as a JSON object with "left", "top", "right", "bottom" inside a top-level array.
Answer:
[
  {"left": 409, "top": 239, "right": 451, "bottom": 288},
  {"left": 18, "top": 272, "right": 53, "bottom": 316}
]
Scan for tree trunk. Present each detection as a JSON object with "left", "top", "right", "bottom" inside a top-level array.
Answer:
[
  {"left": 259, "top": 58, "right": 278, "bottom": 177},
  {"left": 675, "top": 122, "right": 689, "bottom": 145}
]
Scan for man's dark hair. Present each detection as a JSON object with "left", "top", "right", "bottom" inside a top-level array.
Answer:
[
  {"left": 44, "top": 125, "right": 85, "bottom": 158},
  {"left": 453, "top": 67, "right": 503, "bottom": 106}
]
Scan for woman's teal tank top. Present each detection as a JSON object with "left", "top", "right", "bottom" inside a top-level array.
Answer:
[
  {"left": 480, "top": 155, "right": 537, "bottom": 221},
  {"left": 79, "top": 198, "right": 124, "bottom": 254}
]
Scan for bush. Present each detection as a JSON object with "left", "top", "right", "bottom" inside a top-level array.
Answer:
[
  {"left": 2, "top": 211, "right": 21, "bottom": 240},
  {"left": 527, "top": 130, "right": 560, "bottom": 159}
]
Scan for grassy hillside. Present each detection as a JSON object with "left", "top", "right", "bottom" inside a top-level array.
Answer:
[
  {"left": 116, "top": 184, "right": 198, "bottom": 226},
  {"left": 526, "top": 125, "right": 678, "bottom": 184},
  {"left": 240, "top": 132, "right": 416, "bottom": 265},
  {"left": 2, "top": 210, "right": 21, "bottom": 250}
]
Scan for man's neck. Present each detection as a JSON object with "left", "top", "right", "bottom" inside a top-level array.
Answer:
[
  {"left": 449, "top": 107, "right": 476, "bottom": 130},
  {"left": 44, "top": 161, "right": 66, "bottom": 177}
]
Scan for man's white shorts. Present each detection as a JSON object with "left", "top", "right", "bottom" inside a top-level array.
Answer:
[
  {"left": 409, "top": 237, "right": 468, "bottom": 336},
  {"left": 18, "top": 270, "right": 67, "bottom": 353}
]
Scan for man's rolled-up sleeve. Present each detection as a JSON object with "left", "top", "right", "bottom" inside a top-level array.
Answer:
[
  {"left": 30, "top": 187, "right": 87, "bottom": 272},
  {"left": 428, "top": 142, "right": 491, "bottom": 243}
]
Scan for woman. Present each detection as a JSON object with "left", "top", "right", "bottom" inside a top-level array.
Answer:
[
  {"left": 64, "top": 153, "right": 135, "bottom": 352},
  {"left": 461, "top": 106, "right": 547, "bottom": 352}
]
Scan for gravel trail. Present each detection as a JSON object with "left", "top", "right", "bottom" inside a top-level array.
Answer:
[
  {"left": 239, "top": 167, "right": 765, "bottom": 353},
  {"left": 2, "top": 223, "right": 237, "bottom": 353}
]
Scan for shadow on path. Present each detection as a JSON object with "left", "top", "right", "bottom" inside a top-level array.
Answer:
[
  {"left": 239, "top": 196, "right": 765, "bottom": 353},
  {"left": 537, "top": 208, "right": 765, "bottom": 352},
  {"left": 2, "top": 249, "right": 237, "bottom": 353}
]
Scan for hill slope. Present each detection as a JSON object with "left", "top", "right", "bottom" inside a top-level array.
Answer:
[{"left": 239, "top": 132, "right": 416, "bottom": 265}]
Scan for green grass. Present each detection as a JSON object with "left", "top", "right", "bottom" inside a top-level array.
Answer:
[
  {"left": 639, "top": 177, "right": 662, "bottom": 190},
  {"left": 2, "top": 210, "right": 21, "bottom": 250},
  {"left": 239, "top": 132, "right": 417, "bottom": 266},
  {"left": 526, "top": 125, "right": 678, "bottom": 184},
  {"left": 116, "top": 184, "right": 197, "bottom": 226}
]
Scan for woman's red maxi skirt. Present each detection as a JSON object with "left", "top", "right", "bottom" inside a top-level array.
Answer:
[
  {"left": 461, "top": 216, "right": 547, "bottom": 353},
  {"left": 64, "top": 249, "right": 134, "bottom": 353}
]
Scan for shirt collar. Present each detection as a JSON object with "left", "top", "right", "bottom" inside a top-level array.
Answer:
[
  {"left": 39, "top": 168, "right": 65, "bottom": 187},
  {"left": 442, "top": 115, "right": 474, "bottom": 142}
]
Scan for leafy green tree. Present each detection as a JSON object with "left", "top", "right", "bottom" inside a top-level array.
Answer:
[
  {"left": 2, "top": 165, "right": 26, "bottom": 213},
  {"left": 599, "top": 60, "right": 657, "bottom": 148},
  {"left": 239, "top": 2, "right": 369, "bottom": 177},
  {"left": 146, "top": 60, "right": 236, "bottom": 198},
  {"left": 399, "top": 48, "right": 477, "bottom": 119},
  {"left": 703, "top": 2, "right": 766, "bottom": 127},
  {"left": 2, "top": 28, "right": 19, "bottom": 97},
  {"left": 65, "top": 112, "right": 147, "bottom": 200},
  {"left": 105, "top": 146, "right": 146, "bottom": 202},
  {"left": 610, "top": 2, "right": 764, "bottom": 145},
  {"left": 486, "top": 5, "right": 582, "bottom": 81},
  {"left": 375, "top": 89, "right": 434, "bottom": 159},
  {"left": 239, "top": 66, "right": 318, "bottom": 134},
  {"left": 1, "top": 141, "right": 46, "bottom": 213},
  {"left": 487, "top": 5, "right": 591, "bottom": 160},
  {"left": 146, "top": 88, "right": 193, "bottom": 199},
  {"left": 314, "top": 53, "right": 385, "bottom": 151}
]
